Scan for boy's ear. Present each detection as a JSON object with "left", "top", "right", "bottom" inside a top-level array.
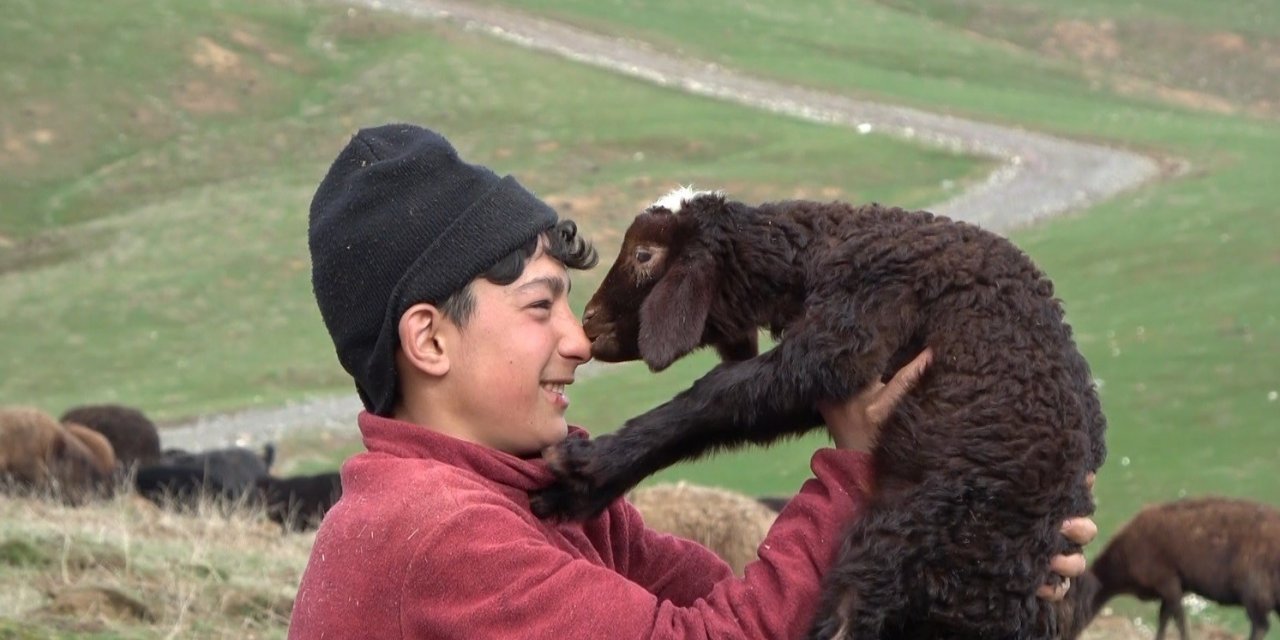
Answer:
[{"left": 398, "top": 303, "right": 451, "bottom": 377}]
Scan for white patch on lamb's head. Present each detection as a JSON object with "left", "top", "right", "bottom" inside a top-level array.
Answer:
[{"left": 649, "top": 185, "right": 723, "bottom": 213}]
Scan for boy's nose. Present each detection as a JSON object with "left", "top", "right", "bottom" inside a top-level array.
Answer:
[{"left": 560, "top": 312, "right": 593, "bottom": 363}]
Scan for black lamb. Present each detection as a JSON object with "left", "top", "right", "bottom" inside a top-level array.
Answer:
[{"left": 530, "top": 189, "right": 1107, "bottom": 639}]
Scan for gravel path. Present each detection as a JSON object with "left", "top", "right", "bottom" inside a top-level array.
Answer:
[{"left": 162, "top": 0, "right": 1162, "bottom": 450}]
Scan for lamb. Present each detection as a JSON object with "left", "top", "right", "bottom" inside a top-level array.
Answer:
[
  {"left": 1, "top": 406, "right": 117, "bottom": 503},
  {"left": 1072, "top": 496, "right": 1280, "bottom": 640},
  {"left": 530, "top": 189, "right": 1106, "bottom": 639},
  {"left": 256, "top": 471, "right": 343, "bottom": 532},
  {"left": 60, "top": 404, "right": 161, "bottom": 469},
  {"left": 628, "top": 481, "right": 779, "bottom": 576}
]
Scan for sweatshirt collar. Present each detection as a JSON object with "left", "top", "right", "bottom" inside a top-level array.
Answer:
[{"left": 356, "top": 411, "right": 587, "bottom": 491}]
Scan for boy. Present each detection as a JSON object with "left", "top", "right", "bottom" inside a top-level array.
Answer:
[{"left": 290, "top": 124, "right": 1093, "bottom": 638}]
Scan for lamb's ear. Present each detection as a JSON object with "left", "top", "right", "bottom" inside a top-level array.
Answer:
[{"left": 638, "top": 254, "right": 715, "bottom": 371}]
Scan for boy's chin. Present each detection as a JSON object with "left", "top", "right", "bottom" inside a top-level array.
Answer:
[
  {"left": 538, "top": 421, "right": 571, "bottom": 448},
  {"left": 511, "top": 422, "right": 569, "bottom": 458}
]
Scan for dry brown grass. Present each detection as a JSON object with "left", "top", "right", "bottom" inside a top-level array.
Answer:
[
  {"left": 0, "top": 486, "right": 1249, "bottom": 639},
  {"left": 0, "top": 489, "right": 312, "bottom": 638}
]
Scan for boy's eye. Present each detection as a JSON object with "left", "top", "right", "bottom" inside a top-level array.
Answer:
[{"left": 529, "top": 300, "right": 553, "bottom": 310}]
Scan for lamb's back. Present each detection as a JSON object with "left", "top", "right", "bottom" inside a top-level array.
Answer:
[
  {"left": 1119, "top": 499, "right": 1280, "bottom": 599},
  {"left": 758, "top": 200, "right": 1103, "bottom": 474}
]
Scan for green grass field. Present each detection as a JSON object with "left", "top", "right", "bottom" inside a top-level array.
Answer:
[
  {"left": 0, "top": 0, "right": 985, "bottom": 419},
  {"left": 2, "top": 0, "right": 1278, "bottom": 635}
]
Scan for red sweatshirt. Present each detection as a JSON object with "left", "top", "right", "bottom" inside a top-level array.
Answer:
[{"left": 288, "top": 412, "right": 872, "bottom": 639}]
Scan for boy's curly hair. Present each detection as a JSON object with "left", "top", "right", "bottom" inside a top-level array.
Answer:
[{"left": 439, "top": 219, "right": 597, "bottom": 325}]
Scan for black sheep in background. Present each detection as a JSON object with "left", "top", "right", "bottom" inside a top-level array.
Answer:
[
  {"left": 135, "top": 444, "right": 275, "bottom": 510},
  {"left": 257, "top": 472, "right": 343, "bottom": 532}
]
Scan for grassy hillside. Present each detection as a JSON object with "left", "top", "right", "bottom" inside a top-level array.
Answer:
[{"left": 0, "top": 0, "right": 985, "bottom": 420}]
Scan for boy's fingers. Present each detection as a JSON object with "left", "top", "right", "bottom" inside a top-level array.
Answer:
[
  {"left": 1062, "top": 517, "right": 1098, "bottom": 545},
  {"left": 1036, "top": 578, "right": 1071, "bottom": 601},
  {"left": 1086, "top": 472, "right": 1097, "bottom": 492},
  {"left": 872, "top": 349, "right": 933, "bottom": 414},
  {"left": 1049, "top": 553, "right": 1087, "bottom": 579}
]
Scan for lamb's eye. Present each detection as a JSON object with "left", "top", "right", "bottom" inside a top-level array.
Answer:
[{"left": 635, "top": 249, "right": 652, "bottom": 264}]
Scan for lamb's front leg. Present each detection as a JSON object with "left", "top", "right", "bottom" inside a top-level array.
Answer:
[
  {"left": 530, "top": 352, "right": 815, "bottom": 520},
  {"left": 531, "top": 323, "right": 886, "bottom": 520}
]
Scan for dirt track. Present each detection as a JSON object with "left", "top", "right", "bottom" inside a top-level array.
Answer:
[{"left": 164, "top": 0, "right": 1163, "bottom": 449}]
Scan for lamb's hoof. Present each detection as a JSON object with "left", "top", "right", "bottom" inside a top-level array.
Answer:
[
  {"left": 529, "top": 438, "right": 616, "bottom": 520},
  {"left": 529, "top": 481, "right": 618, "bottom": 521}
]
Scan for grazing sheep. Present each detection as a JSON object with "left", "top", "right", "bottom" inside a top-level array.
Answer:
[
  {"left": 628, "top": 482, "right": 778, "bottom": 576},
  {"left": 1072, "top": 497, "right": 1280, "bottom": 640},
  {"left": 0, "top": 406, "right": 116, "bottom": 503},
  {"left": 135, "top": 444, "right": 275, "bottom": 509},
  {"left": 257, "top": 471, "right": 343, "bottom": 532},
  {"left": 531, "top": 190, "right": 1106, "bottom": 639},
  {"left": 60, "top": 404, "right": 161, "bottom": 468},
  {"left": 60, "top": 422, "right": 118, "bottom": 495}
]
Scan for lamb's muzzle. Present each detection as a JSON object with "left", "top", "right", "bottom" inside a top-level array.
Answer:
[{"left": 582, "top": 303, "right": 622, "bottom": 361}]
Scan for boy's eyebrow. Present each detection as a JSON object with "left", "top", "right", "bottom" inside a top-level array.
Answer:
[{"left": 515, "top": 275, "right": 570, "bottom": 297}]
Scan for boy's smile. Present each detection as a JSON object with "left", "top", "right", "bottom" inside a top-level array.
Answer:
[{"left": 540, "top": 381, "right": 571, "bottom": 410}]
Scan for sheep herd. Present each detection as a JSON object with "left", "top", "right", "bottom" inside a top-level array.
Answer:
[{"left": 0, "top": 403, "right": 340, "bottom": 533}]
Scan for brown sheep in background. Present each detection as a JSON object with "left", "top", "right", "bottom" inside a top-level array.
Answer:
[
  {"left": 1072, "top": 497, "right": 1280, "bottom": 640},
  {"left": 61, "top": 422, "right": 118, "bottom": 497},
  {"left": 60, "top": 403, "right": 161, "bottom": 469},
  {"left": 628, "top": 482, "right": 778, "bottom": 576},
  {"left": 0, "top": 406, "right": 116, "bottom": 503},
  {"left": 532, "top": 189, "right": 1105, "bottom": 639}
]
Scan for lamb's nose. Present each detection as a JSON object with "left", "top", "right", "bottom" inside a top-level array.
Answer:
[{"left": 582, "top": 307, "right": 596, "bottom": 322}]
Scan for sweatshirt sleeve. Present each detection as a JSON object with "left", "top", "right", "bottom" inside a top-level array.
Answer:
[{"left": 399, "top": 448, "right": 872, "bottom": 640}]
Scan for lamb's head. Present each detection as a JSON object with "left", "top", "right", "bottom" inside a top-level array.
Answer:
[{"left": 584, "top": 187, "right": 748, "bottom": 372}]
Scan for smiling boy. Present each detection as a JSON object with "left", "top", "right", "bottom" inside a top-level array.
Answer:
[{"left": 288, "top": 124, "right": 1093, "bottom": 639}]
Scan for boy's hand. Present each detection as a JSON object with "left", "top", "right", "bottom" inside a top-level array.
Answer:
[
  {"left": 1037, "top": 473, "right": 1100, "bottom": 601},
  {"left": 818, "top": 349, "right": 933, "bottom": 452}
]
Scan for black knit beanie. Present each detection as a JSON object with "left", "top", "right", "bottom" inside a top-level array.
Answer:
[{"left": 309, "top": 124, "right": 558, "bottom": 416}]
